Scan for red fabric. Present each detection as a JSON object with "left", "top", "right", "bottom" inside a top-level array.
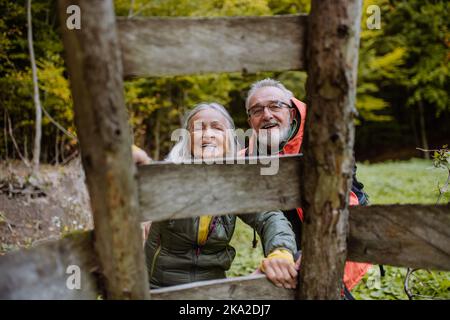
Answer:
[
  {"left": 345, "top": 193, "right": 371, "bottom": 290},
  {"left": 280, "top": 98, "right": 307, "bottom": 155},
  {"left": 349, "top": 191, "right": 359, "bottom": 206},
  {"left": 245, "top": 97, "right": 371, "bottom": 291},
  {"left": 344, "top": 260, "right": 372, "bottom": 291}
]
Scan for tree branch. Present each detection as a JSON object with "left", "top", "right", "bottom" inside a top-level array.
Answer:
[{"left": 6, "top": 111, "right": 30, "bottom": 168}]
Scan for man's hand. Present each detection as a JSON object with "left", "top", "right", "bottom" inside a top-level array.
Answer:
[
  {"left": 132, "top": 145, "right": 152, "bottom": 165},
  {"left": 258, "top": 250, "right": 302, "bottom": 289}
]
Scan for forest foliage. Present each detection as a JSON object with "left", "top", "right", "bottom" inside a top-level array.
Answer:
[{"left": 0, "top": 0, "right": 448, "bottom": 162}]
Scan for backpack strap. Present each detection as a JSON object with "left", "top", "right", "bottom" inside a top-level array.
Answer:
[
  {"left": 343, "top": 285, "right": 355, "bottom": 300},
  {"left": 252, "top": 228, "right": 258, "bottom": 248}
]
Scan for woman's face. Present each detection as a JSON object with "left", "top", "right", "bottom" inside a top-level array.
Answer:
[{"left": 189, "top": 109, "right": 229, "bottom": 159}]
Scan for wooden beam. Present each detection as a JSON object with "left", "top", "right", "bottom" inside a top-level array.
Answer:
[
  {"left": 0, "top": 232, "right": 99, "bottom": 300},
  {"left": 137, "top": 155, "right": 302, "bottom": 221},
  {"left": 348, "top": 204, "right": 450, "bottom": 270},
  {"left": 0, "top": 205, "right": 448, "bottom": 299},
  {"left": 117, "top": 15, "right": 307, "bottom": 78},
  {"left": 58, "top": 0, "right": 149, "bottom": 299},
  {"left": 150, "top": 274, "right": 295, "bottom": 300},
  {"left": 298, "top": 0, "right": 363, "bottom": 299}
]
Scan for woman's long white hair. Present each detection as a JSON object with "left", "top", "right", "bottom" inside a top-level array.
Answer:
[{"left": 166, "top": 102, "right": 238, "bottom": 163}]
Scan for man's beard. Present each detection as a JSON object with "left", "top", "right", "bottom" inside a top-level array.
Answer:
[{"left": 257, "top": 120, "right": 291, "bottom": 155}]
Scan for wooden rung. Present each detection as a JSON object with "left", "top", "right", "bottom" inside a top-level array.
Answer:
[
  {"left": 137, "top": 155, "right": 302, "bottom": 221},
  {"left": 150, "top": 274, "right": 294, "bottom": 300},
  {"left": 1, "top": 204, "right": 449, "bottom": 299},
  {"left": 348, "top": 204, "right": 450, "bottom": 271},
  {"left": 117, "top": 15, "right": 307, "bottom": 78}
]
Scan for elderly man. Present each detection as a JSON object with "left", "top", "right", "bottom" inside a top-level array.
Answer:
[{"left": 243, "top": 78, "right": 371, "bottom": 298}]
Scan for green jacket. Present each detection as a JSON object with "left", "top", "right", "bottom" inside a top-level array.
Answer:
[{"left": 145, "top": 211, "right": 297, "bottom": 288}]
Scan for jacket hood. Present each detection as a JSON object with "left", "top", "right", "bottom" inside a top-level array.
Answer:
[{"left": 239, "top": 97, "right": 307, "bottom": 157}]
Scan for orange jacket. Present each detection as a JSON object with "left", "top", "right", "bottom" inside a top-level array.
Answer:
[{"left": 243, "top": 97, "right": 371, "bottom": 291}]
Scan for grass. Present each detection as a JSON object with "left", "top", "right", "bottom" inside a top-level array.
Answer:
[
  {"left": 356, "top": 158, "right": 450, "bottom": 205},
  {"left": 227, "top": 158, "right": 450, "bottom": 300}
]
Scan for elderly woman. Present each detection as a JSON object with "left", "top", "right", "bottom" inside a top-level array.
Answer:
[{"left": 138, "top": 102, "right": 298, "bottom": 289}]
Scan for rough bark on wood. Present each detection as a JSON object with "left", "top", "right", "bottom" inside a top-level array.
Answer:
[
  {"left": 117, "top": 15, "right": 307, "bottom": 78},
  {"left": 137, "top": 155, "right": 302, "bottom": 221},
  {"left": 150, "top": 274, "right": 295, "bottom": 300},
  {"left": 57, "top": 0, "right": 149, "bottom": 299},
  {"left": 0, "top": 232, "right": 99, "bottom": 299},
  {"left": 299, "top": 0, "right": 362, "bottom": 299},
  {"left": 1, "top": 204, "right": 448, "bottom": 299}
]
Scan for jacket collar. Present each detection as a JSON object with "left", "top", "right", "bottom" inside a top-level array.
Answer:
[
  {"left": 242, "top": 97, "right": 307, "bottom": 157},
  {"left": 280, "top": 98, "right": 307, "bottom": 155}
]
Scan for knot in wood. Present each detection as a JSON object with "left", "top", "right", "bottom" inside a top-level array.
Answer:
[
  {"left": 330, "top": 133, "right": 340, "bottom": 143},
  {"left": 337, "top": 24, "right": 349, "bottom": 38}
]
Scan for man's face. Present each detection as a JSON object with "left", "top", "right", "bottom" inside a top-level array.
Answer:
[{"left": 247, "top": 87, "right": 295, "bottom": 150}]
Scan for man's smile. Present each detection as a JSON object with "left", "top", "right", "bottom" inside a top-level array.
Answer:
[{"left": 261, "top": 122, "right": 280, "bottom": 130}]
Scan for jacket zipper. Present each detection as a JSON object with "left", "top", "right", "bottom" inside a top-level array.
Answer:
[{"left": 150, "top": 237, "right": 162, "bottom": 281}]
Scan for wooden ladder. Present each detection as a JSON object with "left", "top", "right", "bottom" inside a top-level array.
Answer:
[{"left": 1, "top": 0, "right": 449, "bottom": 300}]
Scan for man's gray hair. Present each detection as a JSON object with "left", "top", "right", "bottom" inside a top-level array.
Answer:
[{"left": 245, "top": 78, "right": 294, "bottom": 110}]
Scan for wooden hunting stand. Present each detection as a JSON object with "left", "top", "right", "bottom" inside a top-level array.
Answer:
[{"left": 1, "top": 0, "right": 449, "bottom": 300}]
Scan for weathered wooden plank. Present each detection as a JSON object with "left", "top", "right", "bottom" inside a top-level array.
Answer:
[
  {"left": 150, "top": 274, "right": 295, "bottom": 300},
  {"left": 0, "top": 205, "right": 449, "bottom": 299},
  {"left": 117, "top": 15, "right": 307, "bottom": 78},
  {"left": 137, "top": 155, "right": 302, "bottom": 221},
  {"left": 348, "top": 204, "right": 450, "bottom": 270},
  {"left": 0, "top": 232, "right": 99, "bottom": 300},
  {"left": 58, "top": 0, "right": 149, "bottom": 299},
  {"left": 298, "top": 0, "right": 363, "bottom": 299}
]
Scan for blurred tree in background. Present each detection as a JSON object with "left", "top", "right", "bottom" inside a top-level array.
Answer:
[
  {"left": 0, "top": 0, "right": 448, "bottom": 162},
  {"left": 355, "top": 0, "right": 449, "bottom": 161},
  {"left": 0, "top": 0, "right": 75, "bottom": 164}
]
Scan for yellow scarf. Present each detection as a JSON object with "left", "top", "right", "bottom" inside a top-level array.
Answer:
[{"left": 197, "top": 215, "right": 213, "bottom": 246}]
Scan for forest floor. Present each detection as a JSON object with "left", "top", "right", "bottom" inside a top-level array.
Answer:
[
  {"left": 0, "top": 158, "right": 449, "bottom": 299},
  {"left": 0, "top": 158, "right": 92, "bottom": 254}
]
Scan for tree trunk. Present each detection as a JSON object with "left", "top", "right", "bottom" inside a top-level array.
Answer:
[
  {"left": 24, "top": 134, "right": 28, "bottom": 160},
  {"left": 7, "top": 112, "right": 30, "bottom": 167},
  {"left": 58, "top": 0, "right": 149, "bottom": 299},
  {"left": 418, "top": 101, "right": 430, "bottom": 159},
  {"left": 410, "top": 107, "right": 420, "bottom": 154},
  {"left": 60, "top": 134, "right": 66, "bottom": 163},
  {"left": 128, "top": 0, "right": 135, "bottom": 18},
  {"left": 27, "top": 0, "right": 42, "bottom": 173},
  {"left": 54, "top": 133, "right": 59, "bottom": 165},
  {"left": 298, "top": 0, "right": 362, "bottom": 299},
  {"left": 153, "top": 109, "right": 161, "bottom": 160},
  {"left": 3, "top": 109, "right": 8, "bottom": 160}
]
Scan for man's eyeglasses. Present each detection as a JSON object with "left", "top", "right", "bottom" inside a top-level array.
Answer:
[{"left": 247, "top": 100, "right": 292, "bottom": 118}]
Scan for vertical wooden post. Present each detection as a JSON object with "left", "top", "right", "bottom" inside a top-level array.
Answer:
[
  {"left": 298, "top": 0, "right": 362, "bottom": 299},
  {"left": 58, "top": 0, "right": 149, "bottom": 299}
]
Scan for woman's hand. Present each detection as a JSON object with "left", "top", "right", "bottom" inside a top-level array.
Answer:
[
  {"left": 132, "top": 145, "right": 152, "bottom": 165},
  {"left": 141, "top": 221, "right": 152, "bottom": 247}
]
